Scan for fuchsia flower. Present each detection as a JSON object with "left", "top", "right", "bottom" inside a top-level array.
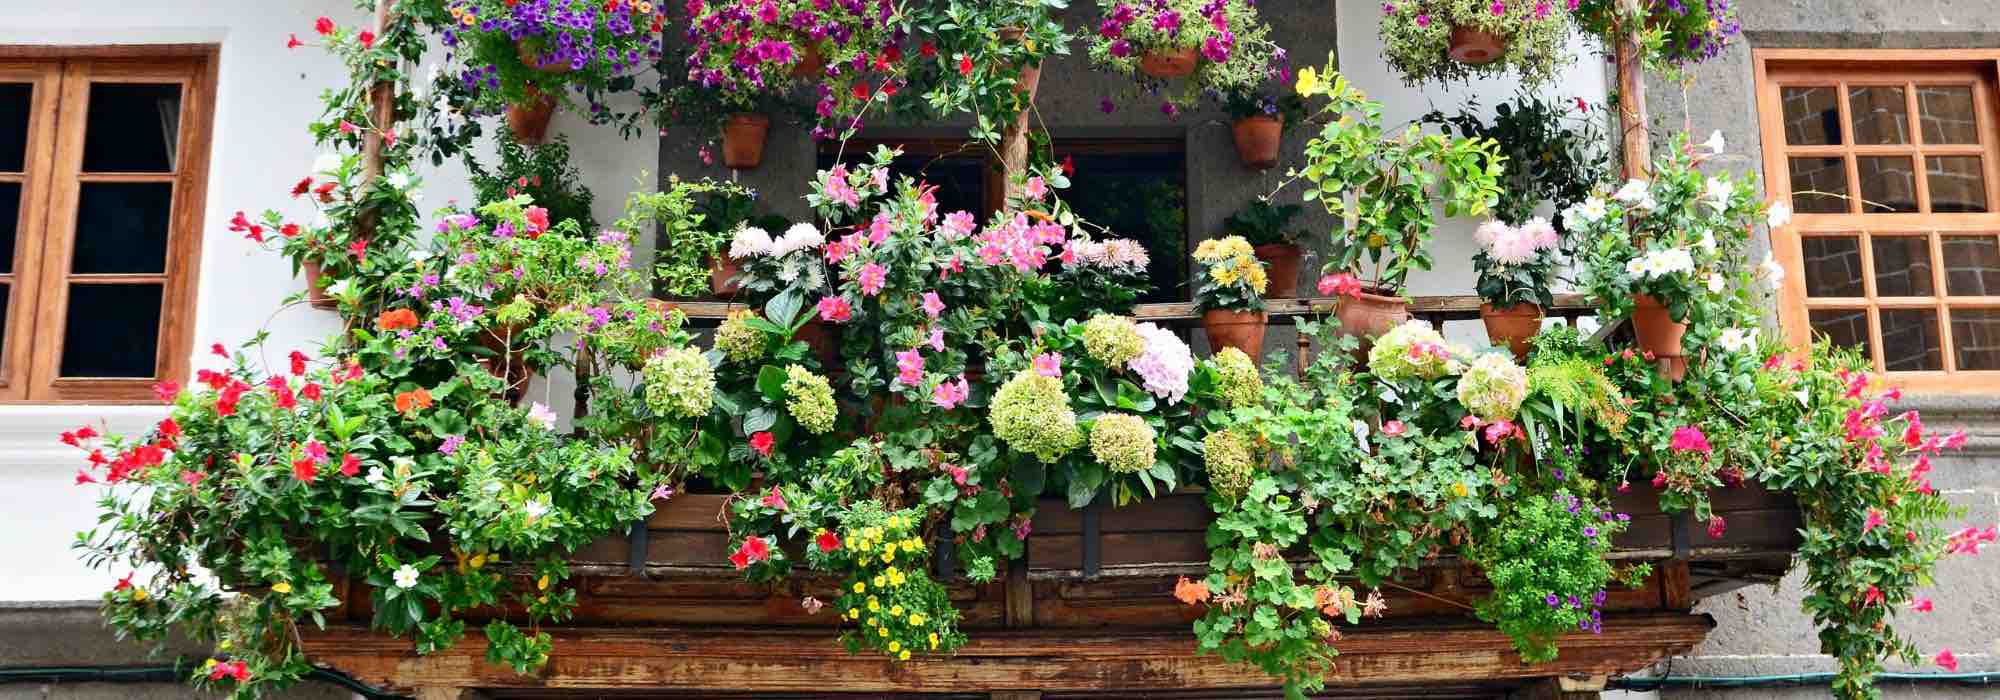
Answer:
[
  {"left": 857, "top": 263, "right": 888, "bottom": 296},
  {"left": 1945, "top": 526, "right": 1998, "bottom": 555},
  {"left": 927, "top": 327, "right": 945, "bottom": 352},
  {"left": 921, "top": 291, "right": 945, "bottom": 318},
  {"left": 867, "top": 212, "right": 895, "bottom": 244},
  {"left": 1861, "top": 584, "right": 1884, "bottom": 607},
  {"left": 1024, "top": 176, "right": 1048, "bottom": 201},
  {"left": 1670, "top": 426, "right": 1712, "bottom": 454},
  {"left": 1707, "top": 515, "right": 1727, "bottom": 539},
  {"left": 1482, "top": 420, "right": 1518, "bottom": 445},
  {"left": 1032, "top": 353, "right": 1063, "bottom": 378}
]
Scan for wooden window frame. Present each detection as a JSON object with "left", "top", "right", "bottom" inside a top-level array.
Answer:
[
  {"left": 0, "top": 46, "right": 216, "bottom": 403},
  {"left": 1755, "top": 49, "right": 2000, "bottom": 394}
]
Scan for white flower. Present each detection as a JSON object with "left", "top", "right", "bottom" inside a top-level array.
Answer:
[
  {"left": 312, "top": 152, "right": 342, "bottom": 175},
  {"left": 1757, "top": 252, "right": 1786, "bottom": 288},
  {"left": 1716, "top": 327, "right": 1759, "bottom": 353},
  {"left": 522, "top": 499, "right": 548, "bottom": 520},
  {"left": 408, "top": 248, "right": 434, "bottom": 263},
  {"left": 1632, "top": 247, "right": 1695, "bottom": 279},
  {"left": 1703, "top": 176, "right": 1733, "bottom": 209},
  {"left": 728, "top": 226, "right": 774, "bottom": 259},
  {"left": 1706, "top": 272, "right": 1726, "bottom": 293},
  {"left": 365, "top": 466, "right": 388, "bottom": 488},
  {"left": 1351, "top": 419, "right": 1371, "bottom": 452},
  {"left": 1697, "top": 230, "right": 1717, "bottom": 253},
  {"left": 1127, "top": 322, "right": 1194, "bottom": 405},
  {"left": 1767, "top": 200, "right": 1793, "bottom": 229},
  {"left": 393, "top": 564, "right": 420, "bottom": 589},
  {"left": 1518, "top": 217, "right": 1559, "bottom": 251},
  {"left": 527, "top": 402, "right": 558, "bottom": 430},
  {"left": 386, "top": 172, "right": 414, "bottom": 190},
  {"left": 1473, "top": 220, "right": 1512, "bottom": 249},
  {"left": 770, "top": 223, "right": 825, "bottom": 257},
  {"left": 1702, "top": 129, "right": 1726, "bottom": 154},
  {"left": 324, "top": 279, "right": 352, "bottom": 299},
  {"left": 1579, "top": 197, "right": 1608, "bottom": 221},
  {"left": 1625, "top": 258, "right": 1649, "bottom": 277},
  {"left": 1612, "top": 179, "right": 1651, "bottom": 206}
]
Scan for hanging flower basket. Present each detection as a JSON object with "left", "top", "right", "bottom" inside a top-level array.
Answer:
[
  {"left": 1231, "top": 114, "right": 1283, "bottom": 170},
  {"left": 506, "top": 86, "right": 558, "bottom": 145},
  {"left": 1448, "top": 25, "right": 1508, "bottom": 64},
  {"left": 516, "top": 41, "right": 573, "bottom": 74},
  {"left": 1479, "top": 302, "right": 1543, "bottom": 361},
  {"left": 1138, "top": 46, "right": 1199, "bottom": 78},
  {"left": 1631, "top": 294, "right": 1689, "bottom": 381},
  {"left": 790, "top": 44, "right": 825, "bottom": 79},
  {"left": 1202, "top": 309, "right": 1267, "bottom": 359},
  {"left": 1253, "top": 243, "right": 1303, "bottom": 299},
  {"left": 721, "top": 113, "right": 770, "bottom": 170}
]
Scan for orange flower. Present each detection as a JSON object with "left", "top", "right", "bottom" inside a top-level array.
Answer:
[
  {"left": 394, "top": 388, "right": 432, "bottom": 414},
  {"left": 377, "top": 308, "right": 419, "bottom": 331},
  {"left": 1173, "top": 576, "right": 1211, "bottom": 606}
]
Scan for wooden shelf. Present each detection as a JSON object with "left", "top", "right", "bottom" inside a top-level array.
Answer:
[{"left": 668, "top": 294, "right": 1596, "bottom": 325}]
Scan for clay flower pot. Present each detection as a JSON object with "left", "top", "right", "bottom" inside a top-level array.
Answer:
[
  {"left": 1480, "top": 302, "right": 1544, "bottom": 361},
  {"left": 790, "top": 44, "right": 825, "bottom": 79},
  {"left": 506, "top": 86, "right": 558, "bottom": 145},
  {"left": 1202, "top": 309, "right": 1268, "bottom": 359},
  {"left": 1138, "top": 46, "right": 1199, "bottom": 79},
  {"left": 1448, "top": 26, "right": 1507, "bottom": 65},
  {"left": 1231, "top": 115, "right": 1284, "bottom": 170},
  {"left": 516, "top": 41, "right": 572, "bottom": 74},
  {"left": 1631, "top": 294, "right": 1689, "bottom": 381},
  {"left": 1333, "top": 289, "right": 1411, "bottom": 356},
  {"left": 1253, "top": 243, "right": 1303, "bottom": 299},
  {"left": 477, "top": 322, "right": 533, "bottom": 404},
  {"left": 721, "top": 113, "right": 770, "bottom": 170},
  {"left": 709, "top": 255, "right": 742, "bottom": 299},
  {"left": 301, "top": 260, "right": 337, "bottom": 310}
]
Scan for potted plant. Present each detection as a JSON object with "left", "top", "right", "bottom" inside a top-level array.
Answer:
[
  {"left": 419, "top": 0, "right": 666, "bottom": 144},
  {"left": 1288, "top": 63, "right": 1502, "bottom": 344},
  {"left": 699, "top": 191, "right": 788, "bottom": 298},
  {"left": 1087, "top": 0, "right": 1285, "bottom": 109},
  {"left": 620, "top": 178, "right": 754, "bottom": 300},
  {"left": 1571, "top": 132, "right": 1770, "bottom": 381},
  {"left": 1377, "top": 0, "right": 1573, "bottom": 86},
  {"left": 1223, "top": 200, "right": 1309, "bottom": 299},
  {"left": 465, "top": 126, "right": 597, "bottom": 234},
  {"left": 1222, "top": 89, "right": 1306, "bottom": 170},
  {"left": 1570, "top": 0, "right": 1742, "bottom": 71},
  {"left": 1420, "top": 92, "right": 1607, "bottom": 227},
  {"left": 1192, "top": 235, "right": 1269, "bottom": 358},
  {"left": 1471, "top": 218, "right": 1560, "bottom": 360},
  {"left": 684, "top": 0, "right": 905, "bottom": 146}
]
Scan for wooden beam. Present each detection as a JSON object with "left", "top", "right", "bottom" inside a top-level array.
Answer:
[
  {"left": 665, "top": 293, "right": 1595, "bottom": 324},
  {"left": 300, "top": 613, "right": 1714, "bottom": 695}
]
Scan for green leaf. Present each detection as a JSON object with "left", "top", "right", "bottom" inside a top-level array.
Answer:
[{"left": 756, "top": 365, "right": 789, "bottom": 402}]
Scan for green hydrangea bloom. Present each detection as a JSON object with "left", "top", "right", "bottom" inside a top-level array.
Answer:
[
  {"left": 1457, "top": 353, "right": 1529, "bottom": 422},
  {"left": 1203, "top": 428, "right": 1256, "bottom": 500},
  {"left": 784, "top": 364, "right": 837, "bottom": 435},
  {"left": 1082, "top": 315, "right": 1146, "bottom": 367},
  {"left": 989, "top": 370, "right": 1084, "bottom": 463},
  {"left": 643, "top": 346, "right": 715, "bottom": 419},
  {"left": 713, "top": 309, "right": 766, "bottom": 364},
  {"left": 1368, "top": 319, "right": 1461, "bottom": 381},
  {"left": 1090, "top": 413, "right": 1157, "bottom": 474},
  {"left": 1208, "top": 346, "right": 1263, "bottom": 409}
]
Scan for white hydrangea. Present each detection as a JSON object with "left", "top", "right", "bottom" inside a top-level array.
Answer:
[
  {"left": 1456, "top": 353, "right": 1529, "bottom": 422},
  {"left": 1127, "top": 322, "right": 1193, "bottom": 405}
]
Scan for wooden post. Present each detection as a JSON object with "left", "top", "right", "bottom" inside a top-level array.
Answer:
[
  {"left": 1614, "top": 14, "right": 1649, "bottom": 180},
  {"left": 360, "top": 0, "right": 398, "bottom": 187},
  {"left": 990, "top": 32, "right": 1043, "bottom": 211}
]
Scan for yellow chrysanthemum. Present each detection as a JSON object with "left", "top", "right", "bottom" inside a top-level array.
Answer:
[{"left": 1211, "top": 263, "right": 1240, "bottom": 286}]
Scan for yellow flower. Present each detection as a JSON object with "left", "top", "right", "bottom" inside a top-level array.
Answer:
[
  {"left": 638, "top": 1, "right": 654, "bottom": 12},
  {"left": 1452, "top": 482, "right": 1470, "bottom": 498},
  {"left": 873, "top": 574, "right": 887, "bottom": 588},
  {"left": 219, "top": 640, "right": 232, "bottom": 651},
  {"left": 271, "top": 582, "right": 292, "bottom": 594},
  {"left": 131, "top": 588, "right": 148, "bottom": 602},
  {"left": 204, "top": 659, "right": 218, "bottom": 669},
  {"left": 853, "top": 581, "right": 867, "bottom": 593},
  {"left": 1247, "top": 265, "right": 1269, "bottom": 295},
  {"left": 890, "top": 604, "right": 904, "bottom": 616},
  {"left": 469, "top": 553, "right": 486, "bottom": 569},
  {"left": 880, "top": 551, "right": 895, "bottom": 564},
  {"left": 909, "top": 613, "right": 925, "bottom": 625},
  {"left": 884, "top": 566, "right": 900, "bottom": 579},
  {"left": 903, "top": 538, "right": 924, "bottom": 552},
  {"left": 877, "top": 626, "right": 889, "bottom": 637},
  {"left": 888, "top": 640, "right": 902, "bottom": 652},
  {"left": 847, "top": 608, "right": 861, "bottom": 620},
  {"left": 1211, "top": 263, "right": 1240, "bottom": 286},
  {"left": 883, "top": 541, "right": 898, "bottom": 556},
  {"left": 898, "top": 649, "right": 911, "bottom": 661},
  {"left": 929, "top": 632, "right": 940, "bottom": 648},
  {"left": 868, "top": 599, "right": 881, "bottom": 612},
  {"left": 1295, "top": 66, "right": 1320, "bottom": 96}
]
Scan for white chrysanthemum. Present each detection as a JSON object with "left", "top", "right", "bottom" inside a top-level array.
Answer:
[
  {"left": 729, "top": 226, "right": 775, "bottom": 259},
  {"left": 771, "top": 222, "right": 825, "bottom": 257},
  {"left": 1128, "top": 322, "right": 1193, "bottom": 404}
]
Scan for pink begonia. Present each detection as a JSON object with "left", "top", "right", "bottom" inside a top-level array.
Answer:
[
  {"left": 816, "top": 296, "right": 852, "bottom": 323},
  {"left": 932, "top": 376, "right": 970, "bottom": 409},
  {"left": 1032, "top": 352, "right": 1063, "bottom": 378},
  {"left": 921, "top": 291, "right": 945, "bottom": 318},
  {"left": 1670, "top": 425, "right": 1712, "bottom": 454},
  {"left": 894, "top": 348, "right": 925, "bottom": 387}
]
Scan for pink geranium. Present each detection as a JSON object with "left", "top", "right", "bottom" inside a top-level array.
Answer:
[{"left": 1670, "top": 426, "right": 1712, "bottom": 454}]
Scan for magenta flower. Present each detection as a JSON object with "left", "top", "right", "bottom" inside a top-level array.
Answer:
[
  {"left": 921, "top": 291, "right": 945, "bottom": 318},
  {"left": 816, "top": 295, "right": 852, "bottom": 323},
  {"left": 1863, "top": 508, "right": 1885, "bottom": 534},
  {"left": 932, "top": 376, "right": 970, "bottom": 409},
  {"left": 1024, "top": 176, "right": 1048, "bottom": 201},
  {"left": 894, "top": 348, "right": 925, "bottom": 387},
  {"left": 857, "top": 262, "right": 887, "bottom": 296},
  {"left": 1669, "top": 425, "right": 1712, "bottom": 454},
  {"left": 1416, "top": 13, "right": 1430, "bottom": 26},
  {"left": 927, "top": 326, "right": 945, "bottom": 352}
]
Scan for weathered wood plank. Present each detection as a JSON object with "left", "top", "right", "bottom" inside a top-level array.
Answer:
[{"left": 665, "top": 294, "right": 1594, "bottom": 324}]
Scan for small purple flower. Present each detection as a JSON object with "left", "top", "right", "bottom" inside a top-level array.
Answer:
[
  {"left": 1582, "top": 526, "right": 1599, "bottom": 538},
  {"left": 1544, "top": 594, "right": 1560, "bottom": 607},
  {"left": 439, "top": 434, "right": 465, "bottom": 455}
]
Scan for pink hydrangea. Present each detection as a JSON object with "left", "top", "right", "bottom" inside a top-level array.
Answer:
[{"left": 1128, "top": 322, "right": 1193, "bottom": 404}]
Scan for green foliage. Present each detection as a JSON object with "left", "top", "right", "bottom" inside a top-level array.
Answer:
[
  {"left": 1470, "top": 488, "right": 1649, "bottom": 662},
  {"left": 465, "top": 127, "right": 597, "bottom": 232},
  {"left": 1222, "top": 199, "right": 1308, "bottom": 248},
  {"left": 1421, "top": 93, "right": 1608, "bottom": 225},
  {"left": 1377, "top": 0, "right": 1574, "bottom": 86}
]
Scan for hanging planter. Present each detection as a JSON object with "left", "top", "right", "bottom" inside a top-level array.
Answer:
[
  {"left": 1231, "top": 115, "right": 1283, "bottom": 170},
  {"left": 1479, "top": 302, "right": 1544, "bottom": 361},
  {"left": 506, "top": 86, "right": 559, "bottom": 145},
  {"left": 1202, "top": 309, "right": 1267, "bottom": 359},
  {"left": 1378, "top": 2, "right": 1570, "bottom": 86},
  {"left": 301, "top": 260, "right": 337, "bottom": 310},
  {"left": 1630, "top": 294, "right": 1689, "bottom": 381},
  {"left": 1138, "top": 46, "right": 1199, "bottom": 78},
  {"left": 721, "top": 113, "right": 770, "bottom": 170},
  {"left": 516, "top": 41, "right": 573, "bottom": 74},
  {"left": 1448, "top": 26, "right": 1508, "bottom": 64},
  {"left": 1252, "top": 243, "right": 1303, "bottom": 299}
]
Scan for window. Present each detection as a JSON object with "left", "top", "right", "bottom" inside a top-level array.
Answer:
[
  {"left": 1756, "top": 51, "right": 2000, "bottom": 390},
  {"left": 0, "top": 48, "right": 215, "bottom": 402},
  {"left": 820, "top": 137, "right": 1189, "bottom": 303}
]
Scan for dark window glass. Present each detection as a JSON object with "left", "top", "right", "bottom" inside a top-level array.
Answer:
[
  {"left": 72, "top": 182, "right": 173, "bottom": 274},
  {"left": 1857, "top": 156, "right": 1919, "bottom": 213},
  {"left": 1789, "top": 157, "right": 1850, "bottom": 213},
  {"left": 1781, "top": 86, "right": 1843, "bottom": 145},
  {"left": 59, "top": 283, "right": 162, "bottom": 378},
  {"left": 1880, "top": 308, "right": 1942, "bottom": 371},
  {"left": 1942, "top": 236, "right": 2000, "bottom": 296},
  {"left": 1809, "top": 308, "right": 1872, "bottom": 357},
  {"left": 1058, "top": 149, "right": 1187, "bottom": 304},
  {"left": 1918, "top": 86, "right": 1980, "bottom": 145},
  {"left": 1801, "top": 236, "right": 1864, "bottom": 297},
  {"left": 1951, "top": 309, "right": 2000, "bottom": 370},
  {"left": 1870, "top": 236, "right": 1934, "bottom": 297},
  {"left": 0, "top": 83, "right": 29, "bottom": 172},
  {"left": 81, "top": 83, "right": 181, "bottom": 173},
  {"left": 1848, "top": 86, "right": 1909, "bottom": 145},
  {"left": 1926, "top": 156, "right": 1988, "bottom": 213},
  {"left": 0, "top": 181, "right": 18, "bottom": 273}
]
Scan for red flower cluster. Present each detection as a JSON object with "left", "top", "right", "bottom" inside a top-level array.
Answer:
[
  {"left": 728, "top": 536, "right": 771, "bottom": 569},
  {"left": 207, "top": 659, "right": 250, "bottom": 682},
  {"left": 227, "top": 211, "right": 265, "bottom": 242}
]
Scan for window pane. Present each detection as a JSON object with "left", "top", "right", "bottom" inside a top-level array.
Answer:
[
  {"left": 59, "top": 283, "right": 162, "bottom": 378},
  {"left": 1943, "top": 236, "right": 2000, "bottom": 296},
  {"left": 1781, "top": 86, "right": 1843, "bottom": 145},
  {"left": 1918, "top": 86, "right": 1980, "bottom": 145},
  {"left": 1880, "top": 308, "right": 1943, "bottom": 371},
  {"left": 1848, "top": 86, "right": 1909, "bottom": 145},
  {"left": 0, "top": 181, "right": 17, "bottom": 273},
  {"left": 1809, "top": 308, "right": 1872, "bottom": 357},
  {"left": 0, "top": 82, "right": 28, "bottom": 172},
  {"left": 81, "top": 83, "right": 181, "bottom": 173},
  {"left": 72, "top": 182, "right": 173, "bottom": 274},
  {"left": 1058, "top": 149, "right": 1187, "bottom": 304},
  {"left": 1857, "top": 156, "right": 1919, "bottom": 213},
  {"left": 1801, "top": 236, "right": 1865, "bottom": 297},
  {"left": 1789, "top": 157, "right": 1850, "bottom": 213},
  {"left": 1951, "top": 309, "right": 2000, "bottom": 370},
  {"left": 1926, "top": 156, "right": 1988, "bottom": 213},
  {"left": 1870, "top": 236, "right": 1934, "bottom": 297}
]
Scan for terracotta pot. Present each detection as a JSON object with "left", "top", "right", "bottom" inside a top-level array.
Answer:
[
  {"left": 1253, "top": 243, "right": 1303, "bottom": 299},
  {"left": 721, "top": 112, "right": 770, "bottom": 170},
  {"left": 516, "top": 41, "right": 572, "bottom": 74},
  {"left": 1138, "top": 46, "right": 1199, "bottom": 79},
  {"left": 1333, "top": 289, "right": 1411, "bottom": 356},
  {"left": 301, "top": 260, "right": 337, "bottom": 310},
  {"left": 506, "top": 87, "right": 558, "bottom": 144},
  {"left": 1231, "top": 115, "right": 1284, "bottom": 170},
  {"left": 1448, "top": 26, "right": 1507, "bottom": 65},
  {"left": 477, "top": 322, "right": 532, "bottom": 404},
  {"left": 1480, "top": 302, "right": 1544, "bottom": 361},
  {"left": 1631, "top": 294, "right": 1689, "bottom": 381},
  {"left": 1202, "top": 309, "right": 1267, "bottom": 359},
  {"left": 709, "top": 255, "right": 741, "bottom": 299},
  {"left": 790, "top": 44, "right": 824, "bottom": 79}
]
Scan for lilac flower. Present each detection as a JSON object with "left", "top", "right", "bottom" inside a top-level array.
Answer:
[{"left": 438, "top": 434, "right": 465, "bottom": 455}]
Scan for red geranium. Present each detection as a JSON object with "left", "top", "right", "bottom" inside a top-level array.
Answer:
[
  {"left": 313, "top": 16, "right": 334, "bottom": 35},
  {"left": 750, "top": 431, "right": 775, "bottom": 457},
  {"left": 292, "top": 457, "right": 318, "bottom": 483}
]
